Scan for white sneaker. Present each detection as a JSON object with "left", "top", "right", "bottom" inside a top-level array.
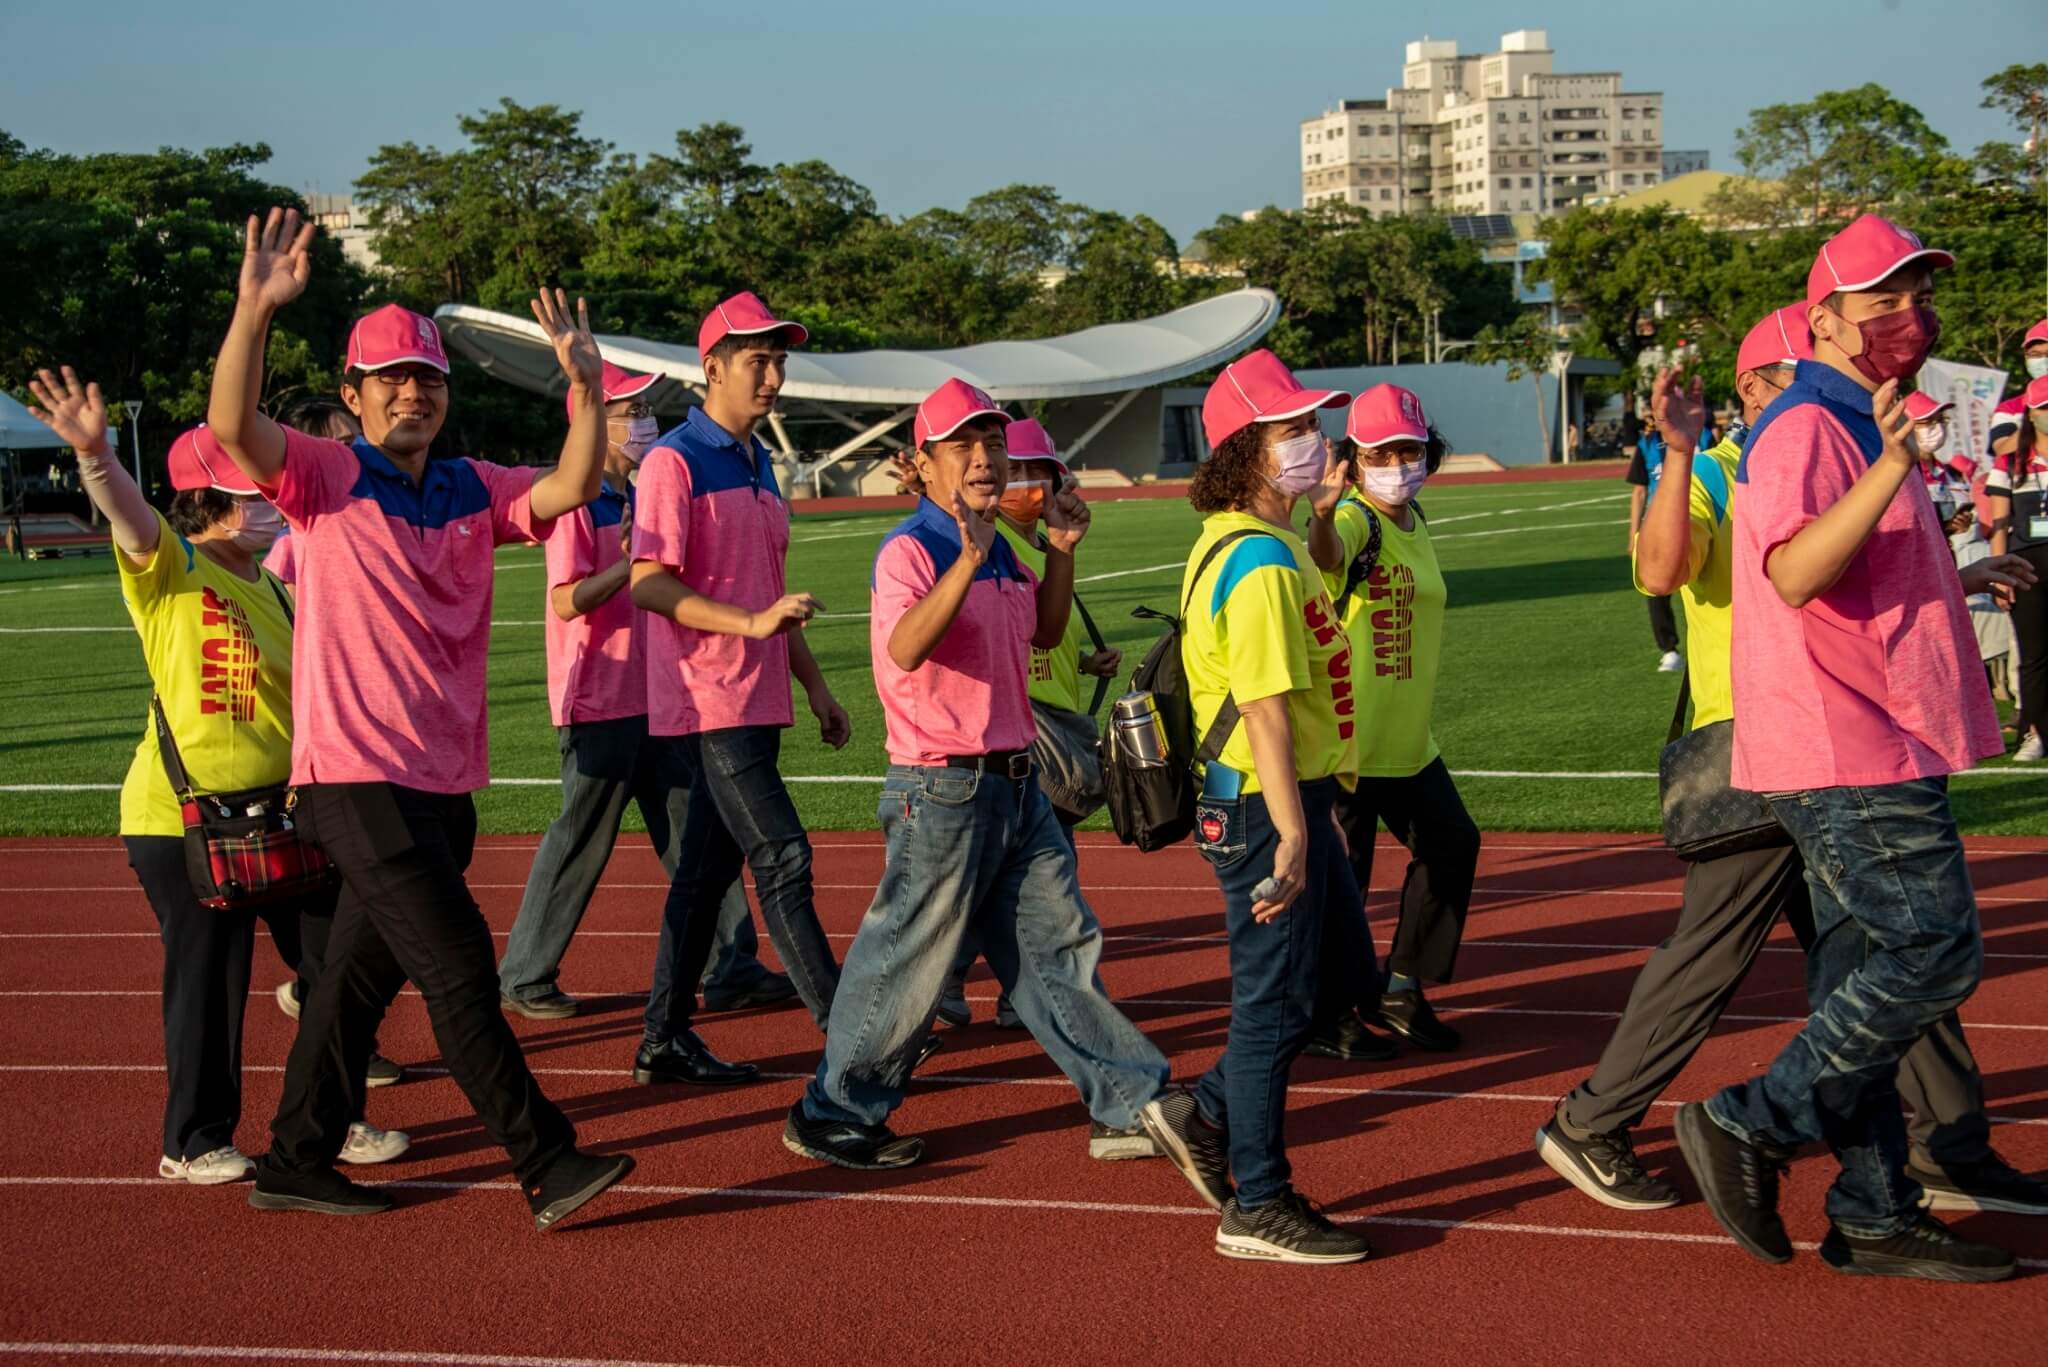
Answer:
[
  {"left": 275, "top": 979, "right": 300, "bottom": 1021},
  {"left": 1657, "top": 650, "right": 1684, "bottom": 673},
  {"left": 339, "top": 1120, "right": 411, "bottom": 1165},
  {"left": 158, "top": 1146, "right": 252, "bottom": 1185},
  {"left": 2015, "top": 732, "right": 2045, "bottom": 763}
]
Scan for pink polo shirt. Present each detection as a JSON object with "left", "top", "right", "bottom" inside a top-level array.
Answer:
[
  {"left": 261, "top": 428, "right": 553, "bottom": 793},
  {"left": 543, "top": 480, "right": 646, "bottom": 727},
  {"left": 630, "top": 409, "right": 794, "bottom": 736},
  {"left": 870, "top": 499, "right": 1039, "bottom": 766},
  {"left": 1730, "top": 364, "right": 2002, "bottom": 792}
]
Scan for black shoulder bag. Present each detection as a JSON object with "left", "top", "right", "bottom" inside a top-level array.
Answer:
[{"left": 1656, "top": 674, "right": 1791, "bottom": 862}]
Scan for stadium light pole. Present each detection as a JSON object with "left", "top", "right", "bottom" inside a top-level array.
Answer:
[{"left": 122, "top": 399, "right": 144, "bottom": 491}]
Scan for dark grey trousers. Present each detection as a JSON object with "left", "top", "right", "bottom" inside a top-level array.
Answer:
[
  {"left": 498, "top": 715, "right": 775, "bottom": 1004},
  {"left": 1560, "top": 842, "right": 1992, "bottom": 1168}
]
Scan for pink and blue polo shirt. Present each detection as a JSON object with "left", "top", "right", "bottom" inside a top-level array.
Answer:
[
  {"left": 544, "top": 479, "right": 646, "bottom": 727},
  {"left": 630, "top": 408, "right": 794, "bottom": 736},
  {"left": 1730, "top": 361, "right": 2002, "bottom": 792},
  {"left": 870, "top": 499, "right": 1039, "bottom": 766},
  {"left": 261, "top": 427, "right": 553, "bottom": 793}
]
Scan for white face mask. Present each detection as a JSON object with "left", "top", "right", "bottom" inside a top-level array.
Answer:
[
  {"left": 2032, "top": 410, "right": 2048, "bottom": 437},
  {"left": 1359, "top": 460, "right": 1428, "bottom": 506},
  {"left": 230, "top": 499, "right": 285, "bottom": 553},
  {"left": 612, "top": 416, "right": 659, "bottom": 465},
  {"left": 1914, "top": 421, "right": 1947, "bottom": 455},
  {"left": 1266, "top": 430, "right": 1327, "bottom": 496},
  {"left": 2026, "top": 355, "right": 2048, "bottom": 380}
]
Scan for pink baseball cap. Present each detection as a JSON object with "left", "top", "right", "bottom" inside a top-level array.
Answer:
[
  {"left": 1346, "top": 384, "right": 1430, "bottom": 447},
  {"left": 1001, "top": 419, "right": 1069, "bottom": 474},
  {"left": 167, "top": 424, "right": 260, "bottom": 496},
  {"left": 566, "top": 360, "right": 659, "bottom": 420},
  {"left": 1735, "top": 305, "right": 1813, "bottom": 376},
  {"left": 2028, "top": 376, "right": 2048, "bottom": 410},
  {"left": 2025, "top": 319, "right": 2048, "bottom": 349},
  {"left": 346, "top": 304, "right": 450, "bottom": 373},
  {"left": 698, "top": 291, "right": 809, "bottom": 355},
  {"left": 914, "top": 379, "right": 1010, "bottom": 448},
  {"left": 1902, "top": 390, "right": 1954, "bottom": 422},
  {"left": 1201, "top": 349, "right": 1350, "bottom": 451},
  {"left": 1806, "top": 214, "right": 1954, "bottom": 306}
]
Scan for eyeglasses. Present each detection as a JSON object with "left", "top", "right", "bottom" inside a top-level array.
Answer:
[
  {"left": 363, "top": 366, "right": 448, "bottom": 390},
  {"left": 1356, "top": 443, "right": 1426, "bottom": 468},
  {"left": 607, "top": 402, "right": 655, "bottom": 421}
]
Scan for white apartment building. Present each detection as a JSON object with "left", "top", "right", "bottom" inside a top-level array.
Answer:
[{"left": 1300, "top": 30, "right": 1664, "bottom": 217}]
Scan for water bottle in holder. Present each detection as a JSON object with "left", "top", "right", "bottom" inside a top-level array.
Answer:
[{"left": 1110, "top": 691, "right": 1170, "bottom": 768}]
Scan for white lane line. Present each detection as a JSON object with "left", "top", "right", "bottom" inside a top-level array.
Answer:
[
  {"left": 1427, "top": 492, "right": 1630, "bottom": 526},
  {"left": 2, "top": 1181, "right": 2043, "bottom": 1272},
  {"left": 0, "top": 1341, "right": 719, "bottom": 1367}
]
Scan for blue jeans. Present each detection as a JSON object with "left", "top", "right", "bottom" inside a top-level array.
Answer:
[
  {"left": 1193, "top": 776, "right": 1349, "bottom": 1209},
  {"left": 500, "top": 716, "right": 772, "bottom": 1002},
  {"left": 1705, "top": 778, "right": 1984, "bottom": 1237},
  {"left": 802, "top": 765, "right": 1168, "bottom": 1131},
  {"left": 944, "top": 814, "right": 1084, "bottom": 995},
  {"left": 644, "top": 725, "right": 838, "bottom": 1040}
]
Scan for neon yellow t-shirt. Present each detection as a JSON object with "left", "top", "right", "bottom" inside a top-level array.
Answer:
[
  {"left": 1180, "top": 511, "right": 1354, "bottom": 794},
  {"left": 1324, "top": 495, "right": 1446, "bottom": 778},
  {"left": 1632, "top": 437, "right": 1737, "bottom": 730},
  {"left": 117, "top": 511, "right": 297, "bottom": 837},
  {"left": 996, "top": 520, "right": 1087, "bottom": 713}
]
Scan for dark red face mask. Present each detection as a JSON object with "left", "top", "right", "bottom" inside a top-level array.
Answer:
[{"left": 1833, "top": 305, "right": 1940, "bottom": 386}]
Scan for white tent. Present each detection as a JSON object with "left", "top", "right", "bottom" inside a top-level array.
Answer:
[{"left": 0, "top": 392, "right": 67, "bottom": 449}]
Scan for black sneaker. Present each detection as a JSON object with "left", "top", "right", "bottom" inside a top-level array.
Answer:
[
  {"left": 1089, "top": 1121, "right": 1163, "bottom": 1162},
  {"left": 526, "top": 1149, "right": 635, "bottom": 1233},
  {"left": 248, "top": 1160, "right": 392, "bottom": 1217},
  {"left": 1371, "top": 988, "right": 1461, "bottom": 1051},
  {"left": 633, "top": 1031, "right": 759, "bottom": 1086},
  {"left": 781, "top": 1101, "right": 925, "bottom": 1170},
  {"left": 1215, "top": 1191, "right": 1371, "bottom": 1264},
  {"left": 914, "top": 1033, "right": 943, "bottom": 1071},
  {"left": 933, "top": 986, "right": 973, "bottom": 1029},
  {"left": 701, "top": 973, "right": 800, "bottom": 1012},
  {"left": 1535, "top": 1113, "right": 1679, "bottom": 1211},
  {"left": 994, "top": 994, "right": 1024, "bottom": 1030},
  {"left": 1140, "top": 1090, "right": 1231, "bottom": 1210},
  {"left": 1818, "top": 1214, "right": 2015, "bottom": 1282},
  {"left": 365, "top": 1053, "right": 404, "bottom": 1088},
  {"left": 1304, "top": 1013, "right": 1400, "bottom": 1062},
  {"left": 1909, "top": 1153, "right": 2048, "bottom": 1216},
  {"left": 1674, "top": 1102, "right": 1792, "bottom": 1264},
  {"left": 501, "top": 988, "right": 580, "bottom": 1020}
]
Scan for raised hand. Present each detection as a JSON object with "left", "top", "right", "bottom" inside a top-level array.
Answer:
[
  {"left": 532, "top": 289, "right": 604, "bottom": 396},
  {"left": 25, "top": 367, "right": 112, "bottom": 457},
  {"left": 1873, "top": 379, "right": 1917, "bottom": 466},
  {"left": 746, "top": 591, "right": 824, "bottom": 639},
  {"left": 953, "top": 493, "right": 997, "bottom": 565},
  {"left": 1651, "top": 366, "right": 1705, "bottom": 461},
  {"left": 1308, "top": 440, "right": 1349, "bottom": 518},
  {"left": 1043, "top": 486, "right": 1091, "bottom": 553},
  {"left": 888, "top": 450, "right": 924, "bottom": 496},
  {"left": 239, "top": 207, "right": 314, "bottom": 313}
]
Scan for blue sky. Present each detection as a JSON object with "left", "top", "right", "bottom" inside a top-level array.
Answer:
[{"left": 1, "top": 0, "right": 2037, "bottom": 243}]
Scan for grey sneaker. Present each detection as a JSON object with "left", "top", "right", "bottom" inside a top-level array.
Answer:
[
  {"left": 1139, "top": 1090, "right": 1230, "bottom": 1210},
  {"left": 1088, "top": 1121, "right": 1163, "bottom": 1162},
  {"left": 1215, "top": 1191, "right": 1371, "bottom": 1264},
  {"left": 1909, "top": 1154, "right": 2048, "bottom": 1216},
  {"left": 1535, "top": 1113, "right": 1679, "bottom": 1211},
  {"left": 1818, "top": 1215, "right": 2014, "bottom": 1282}
]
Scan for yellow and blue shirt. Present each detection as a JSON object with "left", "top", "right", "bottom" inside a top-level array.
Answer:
[{"left": 1324, "top": 495, "right": 1447, "bottom": 778}]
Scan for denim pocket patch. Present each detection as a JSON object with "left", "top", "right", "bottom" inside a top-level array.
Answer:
[
  {"left": 920, "top": 768, "right": 981, "bottom": 807},
  {"left": 1193, "top": 796, "right": 1247, "bottom": 868}
]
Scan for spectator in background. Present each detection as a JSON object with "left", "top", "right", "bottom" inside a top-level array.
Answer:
[
  {"left": 1627, "top": 410, "right": 1683, "bottom": 673},
  {"left": 1987, "top": 318, "right": 2048, "bottom": 460},
  {"left": 261, "top": 400, "right": 360, "bottom": 597},
  {"left": 6, "top": 512, "right": 22, "bottom": 561},
  {"left": 1987, "top": 377, "right": 2048, "bottom": 762}
]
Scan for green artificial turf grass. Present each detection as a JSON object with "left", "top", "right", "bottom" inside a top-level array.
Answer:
[{"left": 3, "top": 483, "right": 2040, "bottom": 836}]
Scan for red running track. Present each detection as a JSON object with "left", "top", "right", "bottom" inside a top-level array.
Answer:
[{"left": 3, "top": 832, "right": 2045, "bottom": 1366}]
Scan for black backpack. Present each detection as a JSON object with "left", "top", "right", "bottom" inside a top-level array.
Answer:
[
  {"left": 1102, "top": 528, "right": 1276, "bottom": 852},
  {"left": 1330, "top": 496, "right": 1425, "bottom": 616}
]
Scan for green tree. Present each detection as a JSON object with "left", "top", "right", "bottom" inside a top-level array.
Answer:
[
  {"left": 1976, "top": 63, "right": 2048, "bottom": 192},
  {"left": 1714, "top": 83, "right": 1969, "bottom": 224}
]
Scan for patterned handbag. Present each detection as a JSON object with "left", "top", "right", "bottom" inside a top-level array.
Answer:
[{"left": 1657, "top": 675, "right": 1791, "bottom": 862}]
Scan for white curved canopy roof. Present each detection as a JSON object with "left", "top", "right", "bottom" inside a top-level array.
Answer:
[{"left": 434, "top": 288, "right": 1279, "bottom": 407}]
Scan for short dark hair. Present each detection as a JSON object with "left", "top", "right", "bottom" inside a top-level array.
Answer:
[
  {"left": 343, "top": 366, "right": 366, "bottom": 389},
  {"left": 167, "top": 488, "right": 236, "bottom": 539},
  {"left": 281, "top": 396, "right": 359, "bottom": 442},
  {"left": 708, "top": 329, "right": 797, "bottom": 367},
  {"left": 1190, "top": 424, "right": 1269, "bottom": 513}
]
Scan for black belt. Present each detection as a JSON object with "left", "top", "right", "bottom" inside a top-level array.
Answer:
[{"left": 944, "top": 750, "right": 1032, "bottom": 780}]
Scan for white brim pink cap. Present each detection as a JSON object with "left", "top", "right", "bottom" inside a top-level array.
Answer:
[
  {"left": 1001, "top": 418, "right": 1068, "bottom": 474},
  {"left": 698, "top": 291, "right": 810, "bottom": 354},
  {"left": 2027, "top": 376, "right": 2048, "bottom": 410},
  {"left": 1736, "top": 305, "right": 1813, "bottom": 375},
  {"left": 914, "top": 378, "right": 1010, "bottom": 448},
  {"left": 567, "top": 360, "right": 659, "bottom": 420},
  {"left": 1201, "top": 348, "right": 1350, "bottom": 450},
  {"left": 347, "top": 303, "right": 450, "bottom": 373},
  {"left": 1902, "top": 390, "right": 1954, "bottom": 423},
  {"left": 167, "top": 424, "right": 260, "bottom": 496},
  {"left": 1346, "top": 384, "right": 1430, "bottom": 447},
  {"left": 1806, "top": 213, "right": 1954, "bottom": 306}
]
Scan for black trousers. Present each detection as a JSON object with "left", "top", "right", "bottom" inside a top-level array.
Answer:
[
  {"left": 1317, "top": 758, "right": 1481, "bottom": 1024},
  {"left": 126, "top": 835, "right": 327, "bottom": 1161},
  {"left": 1561, "top": 843, "right": 1993, "bottom": 1166},
  {"left": 1647, "top": 594, "right": 1680, "bottom": 654},
  {"left": 267, "top": 783, "right": 575, "bottom": 1184},
  {"left": 2009, "top": 544, "right": 2048, "bottom": 744}
]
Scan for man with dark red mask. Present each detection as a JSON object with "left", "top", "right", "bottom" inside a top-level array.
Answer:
[{"left": 1673, "top": 215, "right": 2016, "bottom": 1282}]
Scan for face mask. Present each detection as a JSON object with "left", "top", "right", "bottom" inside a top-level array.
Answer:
[
  {"left": 230, "top": 499, "right": 285, "bottom": 553},
  {"left": 1359, "top": 460, "right": 1428, "bottom": 506},
  {"left": 2026, "top": 356, "right": 2048, "bottom": 380},
  {"left": 998, "top": 479, "right": 1049, "bottom": 525},
  {"left": 1266, "top": 430, "right": 1327, "bottom": 496},
  {"left": 613, "top": 416, "right": 659, "bottom": 465},
  {"left": 2032, "top": 411, "right": 2048, "bottom": 437},
  {"left": 1914, "top": 421, "right": 1947, "bottom": 454},
  {"left": 1828, "top": 304, "right": 1940, "bottom": 386}
]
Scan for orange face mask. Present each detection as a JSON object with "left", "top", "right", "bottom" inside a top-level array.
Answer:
[{"left": 999, "top": 479, "right": 1050, "bottom": 524}]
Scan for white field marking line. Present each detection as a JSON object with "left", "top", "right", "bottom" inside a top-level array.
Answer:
[
  {"left": 1427, "top": 491, "right": 1629, "bottom": 526},
  {"left": 7, "top": 1064, "right": 2046, "bottom": 1130},
  {"left": 2, "top": 1181, "right": 2044, "bottom": 1272},
  {"left": 0, "top": 1342, "right": 720, "bottom": 1367}
]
